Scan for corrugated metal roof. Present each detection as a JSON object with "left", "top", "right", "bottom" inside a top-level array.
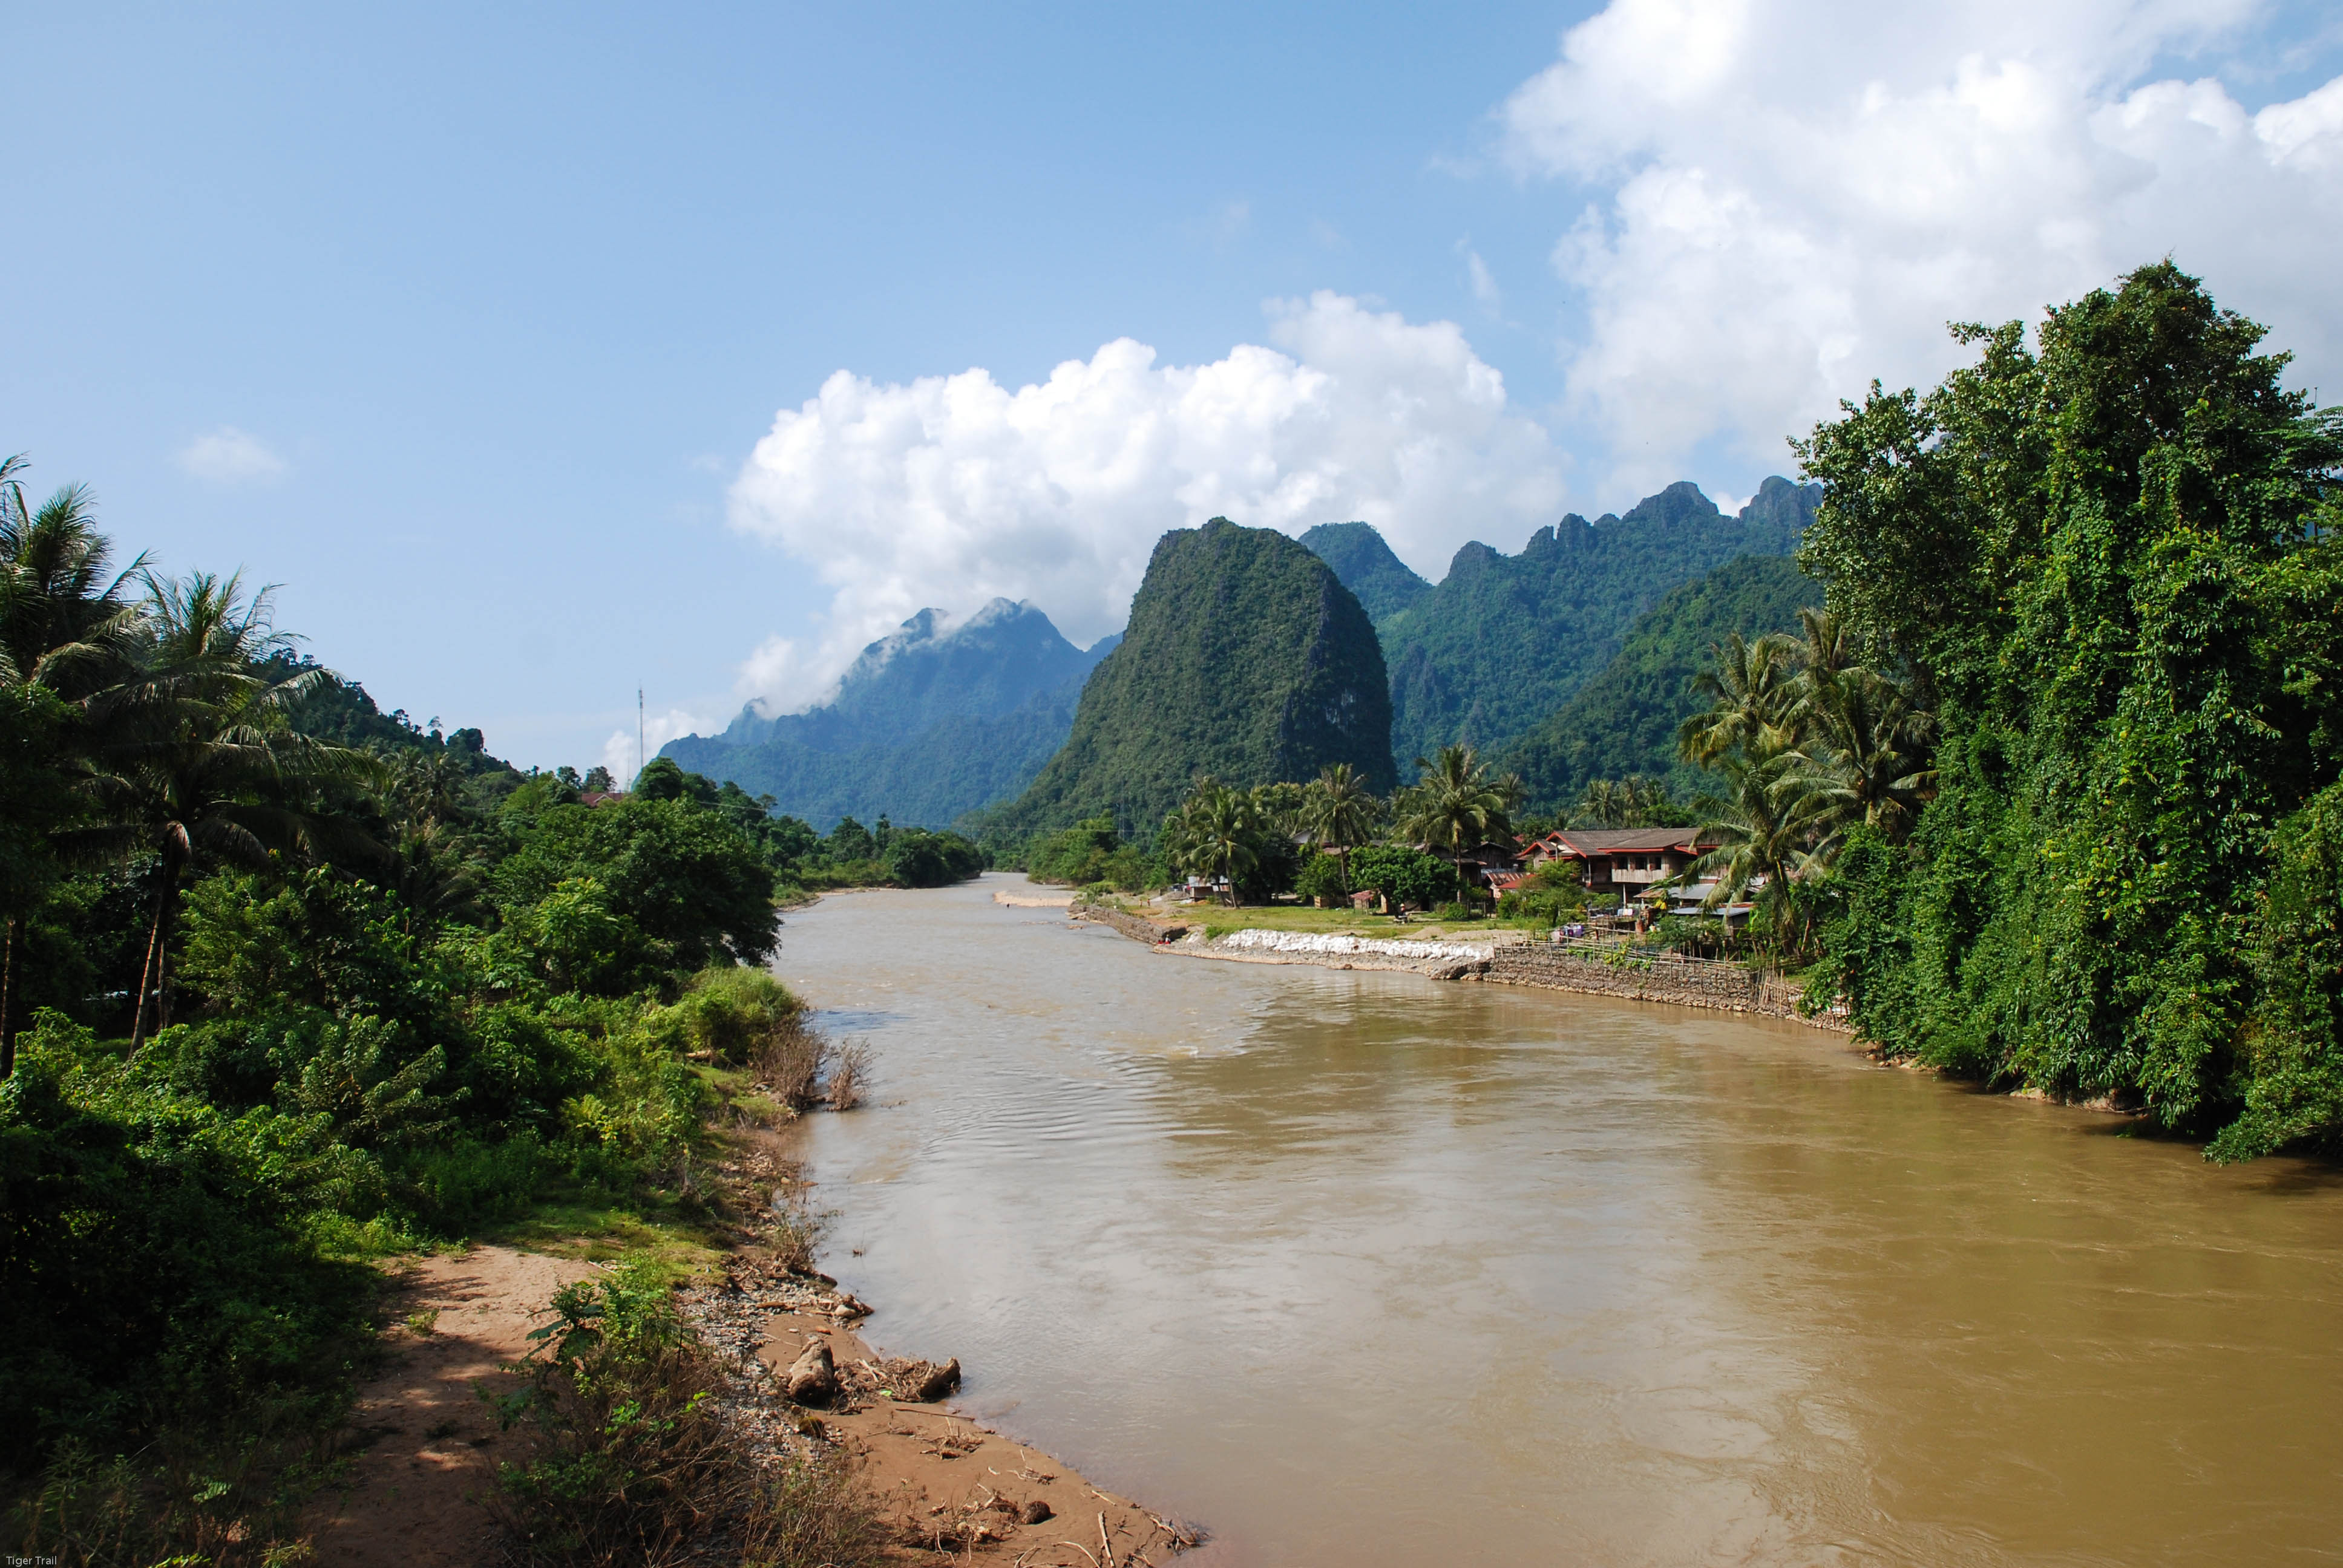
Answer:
[{"left": 1548, "top": 828, "right": 1717, "bottom": 853}]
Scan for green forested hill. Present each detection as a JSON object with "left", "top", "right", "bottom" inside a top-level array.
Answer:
[
  {"left": 1501, "top": 554, "right": 1824, "bottom": 809},
  {"left": 1380, "top": 477, "right": 1818, "bottom": 766},
  {"left": 981, "top": 517, "right": 1393, "bottom": 837},
  {"left": 1299, "top": 520, "right": 1432, "bottom": 625}
]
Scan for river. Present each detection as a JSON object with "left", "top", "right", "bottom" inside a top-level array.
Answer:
[{"left": 773, "top": 876, "right": 2343, "bottom": 1566}]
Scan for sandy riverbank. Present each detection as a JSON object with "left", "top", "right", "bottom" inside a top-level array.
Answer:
[{"left": 307, "top": 1129, "right": 1188, "bottom": 1566}]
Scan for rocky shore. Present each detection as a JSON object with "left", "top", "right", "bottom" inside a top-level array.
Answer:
[{"left": 691, "top": 1134, "right": 1202, "bottom": 1564}]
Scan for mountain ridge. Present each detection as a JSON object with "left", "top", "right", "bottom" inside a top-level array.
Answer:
[
  {"left": 1350, "top": 475, "right": 1820, "bottom": 767},
  {"left": 663, "top": 599, "right": 1117, "bottom": 829}
]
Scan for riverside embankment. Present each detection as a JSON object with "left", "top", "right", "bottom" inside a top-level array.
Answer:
[
  {"left": 773, "top": 874, "right": 2343, "bottom": 1567},
  {"left": 1077, "top": 903, "right": 1845, "bottom": 1028}
]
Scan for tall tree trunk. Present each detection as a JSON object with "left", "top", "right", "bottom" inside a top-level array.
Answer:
[
  {"left": 129, "top": 874, "right": 172, "bottom": 1053},
  {"left": 2, "top": 916, "right": 16, "bottom": 1078}
]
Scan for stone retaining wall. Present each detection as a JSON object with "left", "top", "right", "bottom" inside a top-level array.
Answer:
[
  {"left": 1478, "top": 944, "right": 1850, "bottom": 1031},
  {"left": 1072, "top": 904, "right": 1188, "bottom": 945}
]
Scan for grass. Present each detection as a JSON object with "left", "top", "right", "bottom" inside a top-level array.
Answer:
[{"left": 477, "top": 1201, "right": 725, "bottom": 1274}]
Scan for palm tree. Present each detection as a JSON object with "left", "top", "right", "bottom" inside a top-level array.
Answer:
[
  {"left": 1786, "top": 664, "right": 1936, "bottom": 856},
  {"left": 0, "top": 460, "right": 150, "bottom": 1068},
  {"left": 1788, "top": 606, "right": 1856, "bottom": 684},
  {"left": 1571, "top": 774, "right": 1675, "bottom": 829},
  {"left": 1172, "top": 782, "right": 1257, "bottom": 904},
  {"left": 1298, "top": 763, "right": 1380, "bottom": 893},
  {"left": 1677, "top": 632, "right": 1804, "bottom": 769},
  {"left": 79, "top": 572, "right": 376, "bottom": 1048},
  {"left": 387, "top": 819, "right": 487, "bottom": 936},
  {"left": 1395, "top": 745, "right": 1513, "bottom": 906},
  {"left": 1685, "top": 744, "right": 1824, "bottom": 952},
  {"left": 0, "top": 459, "right": 149, "bottom": 697}
]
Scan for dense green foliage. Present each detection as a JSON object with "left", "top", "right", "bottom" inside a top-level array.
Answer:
[
  {"left": 1345, "top": 845, "right": 1453, "bottom": 913},
  {"left": 1296, "top": 520, "right": 1432, "bottom": 625},
  {"left": 627, "top": 756, "right": 985, "bottom": 894},
  {"left": 1496, "top": 860, "right": 1588, "bottom": 927},
  {"left": 665, "top": 599, "right": 1115, "bottom": 831},
  {"left": 0, "top": 476, "right": 894, "bottom": 1541},
  {"left": 1502, "top": 555, "right": 1824, "bottom": 809},
  {"left": 1796, "top": 264, "right": 2343, "bottom": 1158},
  {"left": 1024, "top": 817, "right": 1156, "bottom": 890},
  {"left": 1145, "top": 756, "right": 1503, "bottom": 915},
  {"left": 1375, "top": 477, "right": 1819, "bottom": 768},
  {"left": 986, "top": 518, "right": 1394, "bottom": 837}
]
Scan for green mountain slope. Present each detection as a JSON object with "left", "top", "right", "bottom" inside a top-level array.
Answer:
[
  {"left": 1380, "top": 476, "right": 1818, "bottom": 766},
  {"left": 1298, "top": 520, "right": 1432, "bottom": 625},
  {"left": 1500, "top": 554, "right": 1825, "bottom": 811},
  {"left": 983, "top": 517, "right": 1392, "bottom": 837}
]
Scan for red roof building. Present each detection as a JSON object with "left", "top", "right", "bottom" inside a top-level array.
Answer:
[{"left": 1519, "top": 827, "right": 1721, "bottom": 907}]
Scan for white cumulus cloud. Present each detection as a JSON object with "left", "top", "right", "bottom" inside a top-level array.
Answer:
[
  {"left": 177, "top": 426, "right": 288, "bottom": 485},
  {"left": 1499, "top": 0, "right": 2343, "bottom": 497},
  {"left": 727, "top": 291, "right": 1567, "bottom": 712}
]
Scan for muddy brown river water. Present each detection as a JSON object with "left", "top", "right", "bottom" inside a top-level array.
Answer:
[{"left": 774, "top": 877, "right": 2343, "bottom": 1566}]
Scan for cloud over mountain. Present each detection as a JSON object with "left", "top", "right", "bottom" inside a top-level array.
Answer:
[
  {"left": 1501, "top": 0, "right": 2343, "bottom": 497},
  {"left": 726, "top": 291, "right": 1565, "bottom": 713}
]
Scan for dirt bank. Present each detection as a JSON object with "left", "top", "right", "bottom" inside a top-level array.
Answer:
[
  {"left": 307, "top": 1247, "right": 598, "bottom": 1566},
  {"left": 307, "top": 1144, "right": 1190, "bottom": 1566},
  {"left": 686, "top": 1250, "right": 1190, "bottom": 1563}
]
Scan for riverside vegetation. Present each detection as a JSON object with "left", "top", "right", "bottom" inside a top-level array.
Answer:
[
  {"left": 1792, "top": 263, "right": 2343, "bottom": 1161},
  {"left": 0, "top": 477, "right": 965, "bottom": 1562},
  {"left": 1013, "top": 266, "right": 2343, "bottom": 1163}
]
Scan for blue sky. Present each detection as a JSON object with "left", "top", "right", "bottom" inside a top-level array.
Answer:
[{"left": 6, "top": 2, "right": 2339, "bottom": 774}]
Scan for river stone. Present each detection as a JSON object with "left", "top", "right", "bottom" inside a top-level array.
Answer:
[{"left": 784, "top": 1338, "right": 836, "bottom": 1406}]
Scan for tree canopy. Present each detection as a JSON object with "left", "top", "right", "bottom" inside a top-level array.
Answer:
[{"left": 1792, "top": 262, "right": 2343, "bottom": 1159}]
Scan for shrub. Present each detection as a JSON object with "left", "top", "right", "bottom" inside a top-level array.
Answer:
[
  {"left": 1347, "top": 846, "right": 1449, "bottom": 912},
  {"left": 749, "top": 1016, "right": 830, "bottom": 1112},
  {"left": 494, "top": 1260, "right": 881, "bottom": 1567},
  {"left": 0, "top": 1013, "right": 372, "bottom": 1475},
  {"left": 827, "top": 1040, "right": 871, "bottom": 1112},
  {"left": 1293, "top": 852, "right": 1346, "bottom": 906},
  {"left": 648, "top": 967, "right": 802, "bottom": 1067}
]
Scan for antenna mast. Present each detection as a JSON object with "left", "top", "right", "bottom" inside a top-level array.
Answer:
[{"left": 637, "top": 688, "right": 645, "bottom": 785}]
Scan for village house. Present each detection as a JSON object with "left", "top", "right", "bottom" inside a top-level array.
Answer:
[{"left": 1515, "top": 827, "right": 1723, "bottom": 909}]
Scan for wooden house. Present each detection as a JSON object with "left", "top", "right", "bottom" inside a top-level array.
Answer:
[{"left": 1521, "top": 828, "right": 1722, "bottom": 908}]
